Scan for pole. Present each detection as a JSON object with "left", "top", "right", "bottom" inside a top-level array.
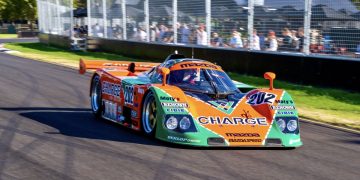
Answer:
[
  {"left": 247, "top": 0, "right": 254, "bottom": 50},
  {"left": 87, "top": 0, "right": 92, "bottom": 36},
  {"left": 36, "top": 0, "right": 42, "bottom": 33},
  {"left": 55, "top": 0, "right": 61, "bottom": 34},
  {"left": 304, "top": 0, "right": 312, "bottom": 55},
  {"left": 70, "top": 0, "right": 74, "bottom": 38},
  {"left": 144, "top": 0, "right": 149, "bottom": 42},
  {"left": 205, "top": 0, "right": 211, "bottom": 46},
  {"left": 173, "top": 0, "right": 178, "bottom": 44},
  {"left": 122, "top": 0, "right": 127, "bottom": 40},
  {"left": 102, "top": 0, "right": 107, "bottom": 38}
]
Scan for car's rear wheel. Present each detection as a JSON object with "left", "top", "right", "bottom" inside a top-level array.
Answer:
[
  {"left": 142, "top": 92, "right": 157, "bottom": 136},
  {"left": 91, "top": 75, "right": 102, "bottom": 118}
]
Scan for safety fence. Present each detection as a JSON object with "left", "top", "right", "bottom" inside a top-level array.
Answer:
[
  {"left": 37, "top": 0, "right": 73, "bottom": 36},
  {"left": 38, "top": 0, "right": 360, "bottom": 59}
]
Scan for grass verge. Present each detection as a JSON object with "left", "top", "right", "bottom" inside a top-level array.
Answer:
[
  {"left": 4, "top": 42, "right": 360, "bottom": 130},
  {"left": 0, "top": 34, "right": 18, "bottom": 39}
]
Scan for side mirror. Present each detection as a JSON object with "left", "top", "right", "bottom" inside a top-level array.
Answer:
[
  {"left": 264, "top": 72, "right": 276, "bottom": 90},
  {"left": 159, "top": 67, "right": 170, "bottom": 86}
]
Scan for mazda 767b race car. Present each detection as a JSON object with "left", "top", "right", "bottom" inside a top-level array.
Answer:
[{"left": 79, "top": 53, "right": 302, "bottom": 148}]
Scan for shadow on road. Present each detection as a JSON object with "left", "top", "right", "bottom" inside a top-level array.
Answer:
[
  {"left": 1, "top": 107, "right": 299, "bottom": 150},
  {"left": 1, "top": 107, "right": 163, "bottom": 147}
]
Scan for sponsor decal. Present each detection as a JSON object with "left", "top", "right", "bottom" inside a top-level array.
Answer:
[
  {"left": 277, "top": 111, "right": 295, "bottom": 115},
  {"left": 160, "top": 96, "right": 179, "bottom": 101},
  {"left": 208, "top": 100, "right": 235, "bottom": 114},
  {"left": 167, "top": 136, "right": 200, "bottom": 143},
  {"left": 198, "top": 116, "right": 268, "bottom": 126},
  {"left": 102, "top": 81, "right": 121, "bottom": 98},
  {"left": 103, "top": 100, "right": 117, "bottom": 120},
  {"left": 131, "top": 110, "right": 137, "bottom": 118},
  {"left": 270, "top": 105, "right": 296, "bottom": 110},
  {"left": 275, "top": 100, "right": 294, "bottom": 104},
  {"left": 228, "top": 139, "right": 262, "bottom": 142},
  {"left": 180, "top": 63, "right": 218, "bottom": 69},
  {"left": 161, "top": 102, "right": 189, "bottom": 108},
  {"left": 117, "top": 106, "right": 122, "bottom": 113},
  {"left": 137, "top": 88, "right": 145, "bottom": 94},
  {"left": 166, "top": 108, "right": 185, "bottom": 113},
  {"left": 240, "top": 109, "right": 253, "bottom": 118},
  {"left": 247, "top": 92, "right": 276, "bottom": 105},
  {"left": 124, "top": 85, "right": 134, "bottom": 105},
  {"left": 225, "top": 133, "right": 260, "bottom": 137}
]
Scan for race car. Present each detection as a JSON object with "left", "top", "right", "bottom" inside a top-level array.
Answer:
[{"left": 79, "top": 53, "right": 302, "bottom": 148}]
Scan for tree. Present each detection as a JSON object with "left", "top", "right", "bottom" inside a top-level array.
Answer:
[
  {"left": 74, "top": 0, "right": 86, "bottom": 8},
  {"left": 351, "top": 0, "right": 360, "bottom": 10},
  {"left": 0, "top": 0, "right": 36, "bottom": 21}
]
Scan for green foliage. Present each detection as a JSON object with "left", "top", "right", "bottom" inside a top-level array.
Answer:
[
  {"left": 0, "top": 0, "right": 36, "bottom": 20},
  {"left": 351, "top": 0, "right": 360, "bottom": 10},
  {"left": 74, "top": 0, "right": 86, "bottom": 8}
]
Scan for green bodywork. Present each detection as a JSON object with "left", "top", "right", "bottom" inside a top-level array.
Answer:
[{"left": 119, "top": 75, "right": 302, "bottom": 147}]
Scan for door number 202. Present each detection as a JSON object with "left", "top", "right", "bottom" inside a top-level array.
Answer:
[{"left": 247, "top": 92, "right": 276, "bottom": 105}]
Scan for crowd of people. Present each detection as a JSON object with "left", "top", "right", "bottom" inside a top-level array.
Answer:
[
  {"left": 127, "top": 23, "right": 306, "bottom": 53},
  {"left": 86, "top": 22, "right": 358, "bottom": 56}
]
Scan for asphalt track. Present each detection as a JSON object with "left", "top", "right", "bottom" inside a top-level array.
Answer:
[{"left": 0, "top": 53, "right": 359, "bottom": 180}]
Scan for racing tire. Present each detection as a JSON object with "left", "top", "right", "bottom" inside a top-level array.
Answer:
[
  {"left": 141, "top": 91, "right": 157, "bottom": 136},
  {"left": 90, "top": 75, "right": 102, "bottom": 118}
]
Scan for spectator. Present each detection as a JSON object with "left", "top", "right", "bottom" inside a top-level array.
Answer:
[
  {"left": 158, "top": 25, "right": 167, "bottom": 42},
  {"left": 229, "top": 31, "right": 243, "bottom": 48},
  {"left": 266, "top": 31, "right": 278, "bottom": 51},
  {"left": 279, "top": 28, "right": 292, "bottom": 51},
  {"left": 163, "top": 27, "right": 174, "bottom": 43},
  {"left": 249, "top": 29, "right": 260, "bottom": 50},
  {"left": 114, "top": 25, "right": 122, "bottom": 39},
  {"left": 180, "top": 23, "right": 190, "bottom": 44},
  {"left": 93, "top": 23, "right": 103, "bottom": 37},
  {"left": 291, "top": 30, "right": 299, "bottom": 49},
  {"left": 259, "top": 32, "right": 266, "bottom": 50},
  {"left": 150, "top": 24, "right": 158, "bottom": 42},
  {"left": 210, "top": 32, "right": 224, "bottom": 47},
  {"left": 136, "top": 27, "right": 147, "bottom": 41},
  {"left": 196, "top": 25, "right": 207, "bottom": 46},
  {"left": 297, "top": 27, "right": 304, "bottom": 52}
]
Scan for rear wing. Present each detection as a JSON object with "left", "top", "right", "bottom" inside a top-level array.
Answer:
[{"left": 79, "top": 58, "right": 160, "bottom": 74}]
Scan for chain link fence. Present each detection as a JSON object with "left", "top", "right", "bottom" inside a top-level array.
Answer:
[
  {"left": 37, "top": 0, "right": 73, "bottom": 36},
  {"left": 38, "top": 0, "right": 360, "bottom": 58}
]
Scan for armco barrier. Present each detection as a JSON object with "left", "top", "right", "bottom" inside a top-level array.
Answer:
[
  {"left": 39, "top": 33, "right": 71, "bottom": 49},
  {"left": 39, "top": 34, "right": 360, "bottom": 91}
]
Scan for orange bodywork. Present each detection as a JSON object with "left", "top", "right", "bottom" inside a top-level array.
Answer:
[{"left": 79, "top": 58, "right": 160, "bottom": 75}]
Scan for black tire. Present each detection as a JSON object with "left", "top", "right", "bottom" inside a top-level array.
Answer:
[
  {"left": 141, "top": 91, "right": 157, "bottom": 136},
  {"left": 90, "top": 75, "right": 102, "bottom": 118}
]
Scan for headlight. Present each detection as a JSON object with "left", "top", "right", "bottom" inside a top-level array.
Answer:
[
  {"left": 277, "top": 119, "right": 286, "bottom": 132},
  {"left": 166, "top": 116, "right": 178, "bottom": 130},
  {"left": 179, "top": 117, "right": 191, "bottom": 130},
  {"left": 287, "top": 119, "right": 298, "bottom": 132}
]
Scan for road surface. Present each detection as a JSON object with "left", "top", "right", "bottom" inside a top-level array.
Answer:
[{"left": 0, "top": 53, "right": 359, "bottom": 180}]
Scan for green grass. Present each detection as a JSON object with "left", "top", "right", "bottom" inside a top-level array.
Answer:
[
  {"left": 0, "top": 34, "right": 18, "bottom": 39},
  {"left": 4, "top": 42, "right": 360, "bottom": 130}
]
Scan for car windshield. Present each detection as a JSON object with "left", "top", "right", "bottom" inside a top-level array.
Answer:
[{"left": 168, "top": 68, "right": 239, "bottom": 95}]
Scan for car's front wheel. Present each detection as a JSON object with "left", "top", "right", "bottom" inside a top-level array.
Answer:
[
  {"left": 90, "top": 75, "right": 102, "bottom": 118},
  {"left": 141, "top": 91, "right": 157, "bottom": 136}
]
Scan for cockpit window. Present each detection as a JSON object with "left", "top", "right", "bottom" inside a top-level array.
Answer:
[{"left": 168, "top": 68, "right": 239, "bottom": 95}]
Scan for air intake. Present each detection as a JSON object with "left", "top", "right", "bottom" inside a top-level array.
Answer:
[
  {"left": 208, "top": 138, "right": 225, "bottom": 146},
  {"left": 265, "top": 139, "right": 282, "bottom": 147}
]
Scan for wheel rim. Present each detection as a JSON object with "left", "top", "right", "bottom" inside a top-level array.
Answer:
[
  {"left": 143, "top": 95, "right": 157, "bottom": 134},
  {"left": 91, "top": 78, "right": 100, "bottom": 112}
]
